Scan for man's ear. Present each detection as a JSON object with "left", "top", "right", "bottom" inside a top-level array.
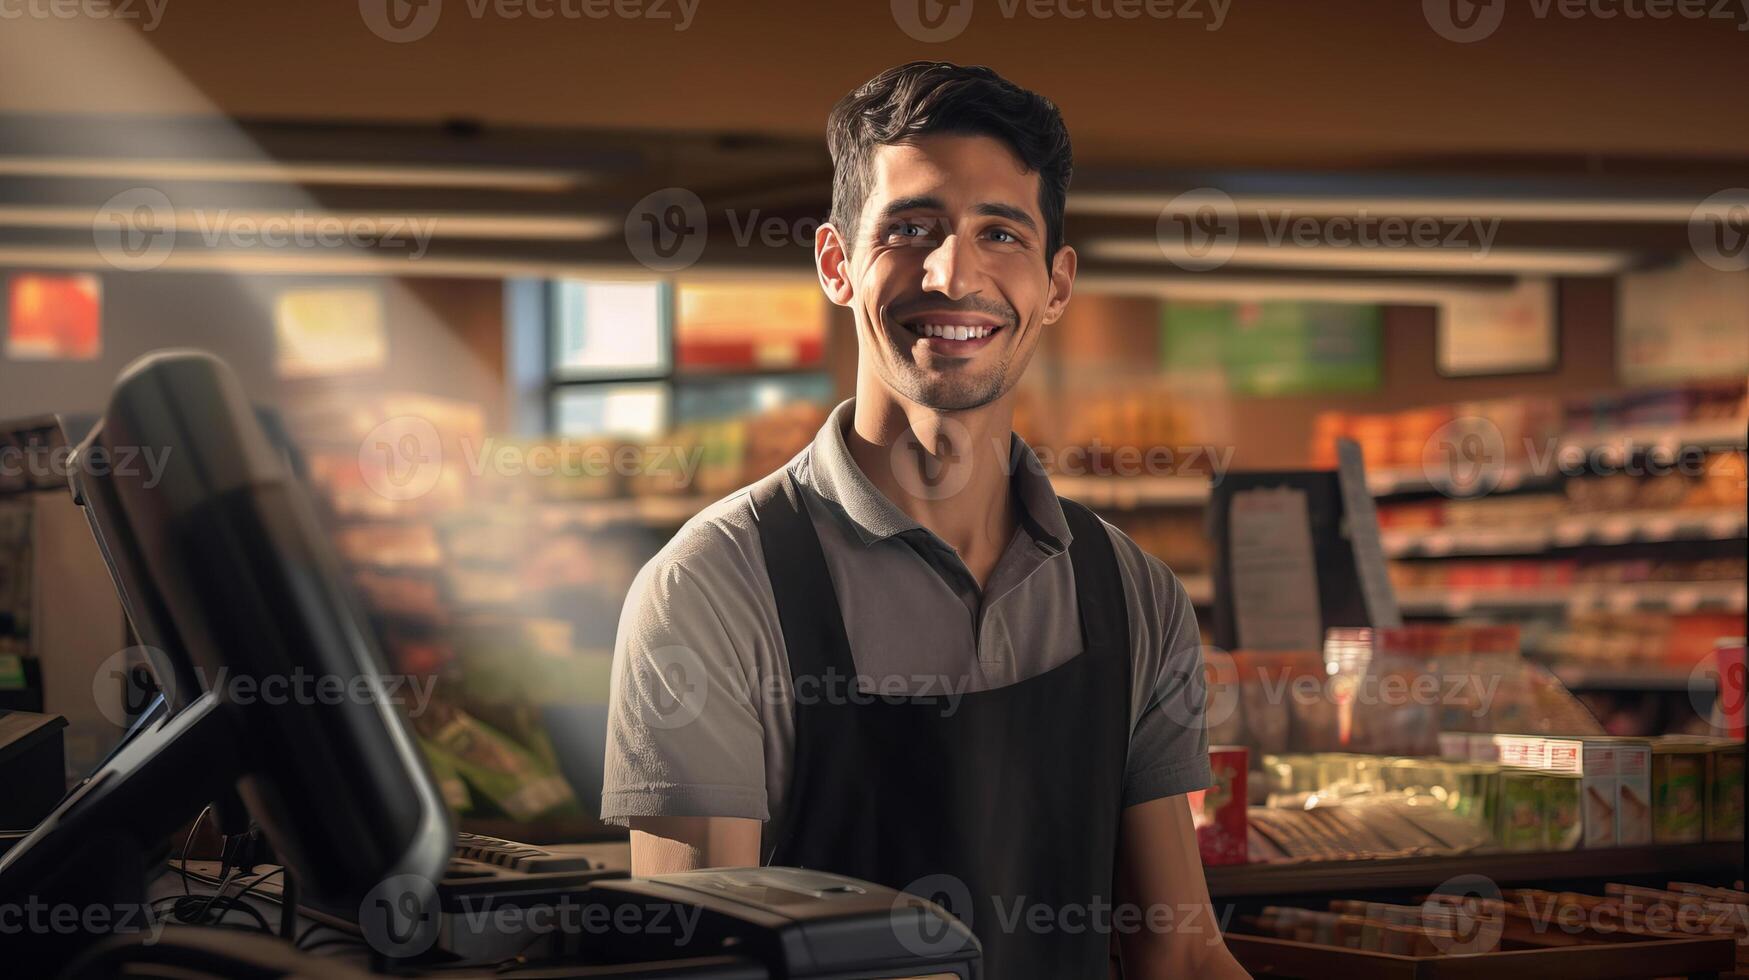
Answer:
[
  {"left": 1042, "top": 243, "right": 1077, "bottom": 325},
  {"left": 816, "top": 222, "right": 855, "bottom": 307}
]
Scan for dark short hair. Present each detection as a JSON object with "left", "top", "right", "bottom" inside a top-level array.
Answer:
[{"left": 826, "top": 61, "right": 1073, "bottom": 265}]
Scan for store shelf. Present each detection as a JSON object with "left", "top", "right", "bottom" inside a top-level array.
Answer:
[
  {"left": 1396, "top": 581, "right": 1747, "bottom": 617},
  {"left": 1382, "top": 508, "right": 1747, "bottom": 558},
  {"left": 1366, "top": 464, "right": 1556, "bottom": 499},
  {"left": 1205, "top": 842, "right": 1743, "bottom": 899},
  {"left": 1562, "top": 417, "right": 1748, "bottom": 456},
  {"left": 1547, "top": 664, "right": 1714, "bottom": 693}
]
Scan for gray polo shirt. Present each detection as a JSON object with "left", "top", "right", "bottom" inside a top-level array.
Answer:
[{"left": 602, "top": 399, "right": 1212, "bottom": 857}]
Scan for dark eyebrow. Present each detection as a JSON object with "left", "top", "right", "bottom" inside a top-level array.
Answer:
[
  {"left": 973, "top": 202, "right": 1038, "bottom": 231},
  {"left": 873, "top": 197, "right": 1039, "bottom": 234}
]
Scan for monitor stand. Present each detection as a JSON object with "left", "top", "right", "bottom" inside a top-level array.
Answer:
[{"left": 0, "top": 691, "right": 241, "bottom": 974}]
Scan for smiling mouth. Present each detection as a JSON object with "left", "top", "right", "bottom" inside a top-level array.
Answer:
[{"left": 906, "top": 322, "right": 1000, "bottom": 340}]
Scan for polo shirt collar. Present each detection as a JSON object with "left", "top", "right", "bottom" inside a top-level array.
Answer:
[{"left": 803, "top": 398, "right": 1073, "bottom": 553}]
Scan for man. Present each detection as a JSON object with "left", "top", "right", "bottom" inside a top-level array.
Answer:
[{"left": 604, "top": 61, "right": 1247, "bottom": 978}]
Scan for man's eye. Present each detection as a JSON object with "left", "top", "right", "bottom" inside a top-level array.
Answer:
[
  {"left": 988, "top": 228, "right": 1019, "bottom": 244},
  {"left": 893, "top": 221, "right": 930, "bottom": 238}
]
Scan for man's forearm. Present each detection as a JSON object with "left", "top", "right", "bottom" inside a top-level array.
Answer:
[{"left": 628, "top": 815, "right": 763, "bottom": 876}]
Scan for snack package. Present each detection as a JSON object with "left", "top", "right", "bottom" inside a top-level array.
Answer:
[
  {"left": 1579, "top": 739, "right": 1618, "bottom": 848},
  {"left": 1542, "top": 772, "right": 1583, "bottom": 851},
  {"left": 1652, "top": 739, "right": 1708, "bottom": 843},
  {"left": 1193, "top": 746, "right": 1249, "bottom": 865},
  {"left": 1498, "top": 769, "right": 1545, "bottom": 852},
  {"left": 1706, "top": 739, "right": 1744, "bottom": 842},
  {"left": 1613, "top": 739, "right": 1653, "bottom": 845}
]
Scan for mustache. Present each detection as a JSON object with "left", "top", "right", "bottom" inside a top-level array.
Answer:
[{"left": 885, "top": 296, "right": 1018, "bottom": 328}]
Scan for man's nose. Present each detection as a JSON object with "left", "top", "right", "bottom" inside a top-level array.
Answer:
[{"left": 920, "top": 233, "right": 978, "bottom": 300}]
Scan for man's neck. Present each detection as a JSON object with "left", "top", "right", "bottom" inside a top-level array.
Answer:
[{"left": 844, "top": 374, "right": 1019, "bottom": 588}]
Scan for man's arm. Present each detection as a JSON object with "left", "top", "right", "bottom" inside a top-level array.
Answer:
[
  {"left": 1114, "top": 795, "right": 1249, "bottom": 978},
  {"left": 629, "top": 815, "right": 763, "bottom": 876}
]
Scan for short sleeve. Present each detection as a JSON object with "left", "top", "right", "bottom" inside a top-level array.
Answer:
[
  {"left": 600, "top": 558, "right": 770, "bottom": 825},
  {"left": 1121, "top": 558, "right": 1214, "bottom": 807}
]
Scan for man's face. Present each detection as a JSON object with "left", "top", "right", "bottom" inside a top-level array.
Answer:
[{"left": 833, "top": 133, "right": 1069, "bottom": 412}]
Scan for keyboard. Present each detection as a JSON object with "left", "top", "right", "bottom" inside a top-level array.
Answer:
[{"left": 451, "top": 831, "right": 606, "bottom": 875}]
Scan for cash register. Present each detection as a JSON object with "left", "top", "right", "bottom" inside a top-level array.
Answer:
[{"left": 0, "top": 351, "right": 979, "bottom": 979}]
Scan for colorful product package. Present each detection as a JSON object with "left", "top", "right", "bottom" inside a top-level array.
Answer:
[
  {"left": 1706, "top": 739, "right": 1745, "bottom": 842},
  {"left": 1193, "top": 746, "right": 1249, "bottom": 865},
  {"left": 1542, "top": 772, "right": 1583, "bottom": 851},
  {"left": 1498, "top": 769, "right": 1545, "bottom": 852},
  {"left": 1652, "top": 739, "right": 1708, "bottom": 844},
  {"left": 1613, "top": 738, "right": 1653, "bottom": 845},
  {"left": 1579, "top": 740, "right": 1618, "bottom": 848}
]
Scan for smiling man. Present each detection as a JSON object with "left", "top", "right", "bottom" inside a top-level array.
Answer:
[{"left": 603, "top": 62, "right": 1246, "bottom": 979}]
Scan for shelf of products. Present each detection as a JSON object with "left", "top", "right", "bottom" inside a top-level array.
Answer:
[
  {"left": 1395, "top": 581, "right": 1747, "bottom": 617},
  {"left": 1206, "top": 842, "right": 1742, "bottom": 898}
]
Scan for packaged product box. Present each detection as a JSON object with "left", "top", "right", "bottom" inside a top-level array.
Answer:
[
  {"left": 1498, "top": 768, "right": 1545, "bottom": 851},
  {"left": 1613, "top": 739, "right": 1653, "bottom": 845},
  {"left": 1542, "top": 772, "right": 1583, "bottom": 851},
  {"left": 1193, "top": 746, "right": 1249, "bottom": 865},
  {"left": 1705, "top": 739, "right": 1745, "bottom": 842},
  {"left": 1437, "top": 732, "right": 1471, "bottom": 761},
  {"left": 1577, "top": 740, "right": 1618, "bottom": 848},
  {"left": 1652, "top": 739, "right": 1709, "bottom": 843},
  {"left": 1494, "top": 734, "right": 1546, "bottom": 769}
]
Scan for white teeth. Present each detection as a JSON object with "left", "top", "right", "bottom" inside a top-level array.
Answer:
[{"left": 912, "top": 323, "right": 995, "bottom": 340}]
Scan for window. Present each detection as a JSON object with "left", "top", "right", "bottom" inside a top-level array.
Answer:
[{"left": 546, "top": 278, "right": 832, "bottom": 438}]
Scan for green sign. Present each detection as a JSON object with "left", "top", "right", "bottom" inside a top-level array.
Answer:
[{"left": 1162, "top": 301, "right": 1381, "bottom": 396}]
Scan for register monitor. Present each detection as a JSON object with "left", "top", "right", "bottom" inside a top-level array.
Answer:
[{"left": 0, "top": 350, "right": 452, "bottom": 969}]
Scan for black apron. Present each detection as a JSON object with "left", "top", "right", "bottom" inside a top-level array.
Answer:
[{"left": 752, "top": 468, "right": 1131, "bottom": 980}]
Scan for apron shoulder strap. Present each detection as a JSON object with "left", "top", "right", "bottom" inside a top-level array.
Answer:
[
  {"left": 1057, "top": 497, "right": 1132, "bottom": 658},
  {"left": 750, "top": 467, "right": 856, "bottom": 683}
]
